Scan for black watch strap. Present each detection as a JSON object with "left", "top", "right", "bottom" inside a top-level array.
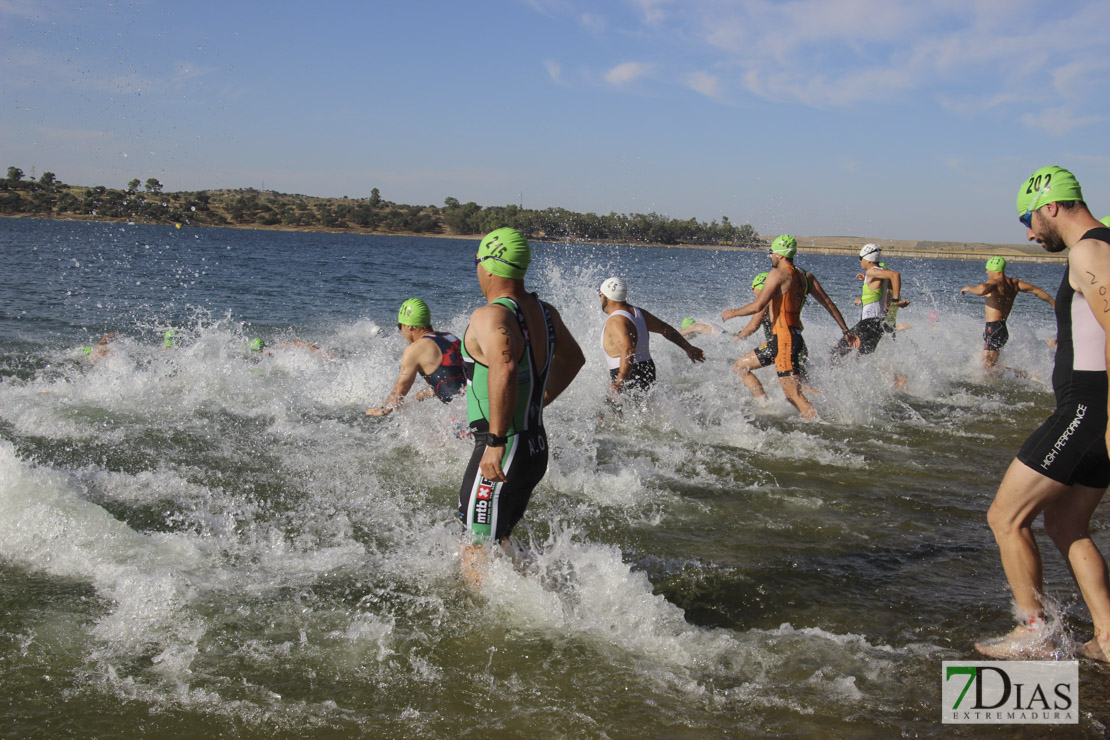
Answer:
[{"left": 485, "top": 432, "right": 508, "bottom": 446}]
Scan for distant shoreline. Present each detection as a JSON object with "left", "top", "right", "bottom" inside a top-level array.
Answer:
[{"left": 1, "top": 213, "right": 1064, "bottom": 264}]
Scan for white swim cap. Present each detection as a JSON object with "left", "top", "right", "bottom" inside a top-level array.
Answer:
[
  {"left": 600, "top": 277, "right": 627, "bottom": 302},
  {"left": 859, "top": 243, "right": 882, "bottom": 262}
]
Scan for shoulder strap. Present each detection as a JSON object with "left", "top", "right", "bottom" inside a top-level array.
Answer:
[{"left": 1080, "top": 227, "right": 1110, "bottom": 246}]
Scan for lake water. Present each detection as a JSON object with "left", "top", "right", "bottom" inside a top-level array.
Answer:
[{"left": 0, "top": 217, "right": 1105, "bottom": 736}]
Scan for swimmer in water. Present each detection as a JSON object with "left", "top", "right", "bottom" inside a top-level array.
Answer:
[
  {"left": 599, "top": 276, "right": 705, "bottom": 398},
  {"left": 367, "top": 298, "right": 466, "bottom": 416},
  {"left": 960, "top": 256, "right": 1055, "bottom": 371},
  {"left": 723, "top": 240, "right": 856, "bottom": 416},
  {"left": 457, "top": 228, "right": 584, "bottom": 586}
]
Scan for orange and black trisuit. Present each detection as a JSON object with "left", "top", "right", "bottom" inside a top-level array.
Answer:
[{"left": 771, "top": 260, "right": 808, "bottom": 377}]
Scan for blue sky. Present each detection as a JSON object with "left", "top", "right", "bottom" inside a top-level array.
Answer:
[{"left": 3, "top": 0, "right": 1109, "bottom": 244}]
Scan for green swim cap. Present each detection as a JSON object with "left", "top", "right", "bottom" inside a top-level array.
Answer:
[
  {"left": 986, "top": 256, "right": 1007, "bottom": 272},
  {"left": 681, "top": 317, "right": 695, "bottom": 329},
  {"left": 1100, "top": 216, "right": 1110, "bottom": 227},
  {"left": 163, "top": 329, "right": 178, "bottom": 347},
  {"left": 770, "top": 234, "right": 797, "bottom": 259},
  {"left": 477, "top": 227, "right": 531, "bottom": 279},
  {"left": 81, "top": 346, "right": 93, "bottom": 355},
  {"left": 1016, "top": 166, "right": 1084, "bottom": 215},
  {"left": 397, "top": 298, "right": 431, "bottom": 327},
  {"left": 752, "top": 272, "right": 769, "bottom": 290},
  {"left": 249, "top": 338, "right": 265, "bottom": 352}
]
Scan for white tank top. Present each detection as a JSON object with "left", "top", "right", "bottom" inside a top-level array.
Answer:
[{"left": 602, "top": 307, "right": 652, "bottom": 370}]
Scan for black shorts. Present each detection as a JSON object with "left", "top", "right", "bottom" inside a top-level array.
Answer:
[
  {"left": 1016, "top": 402, "right": 1110, "bottom": 488},
  {"left": 752, "top": 332, "right": 809, "bottom": 379},
  {"left": 609, "top": 360, "right": 657, "bottom": 393},
  {"left": 754, "top": 340, "right": 775, "bottom": 368},
  {"left": 834, "top": 317, "right": 886, "bottom": 356},
  {"left": 984, "top": 320, "right": 1009, "bottom": 352},
  {"left": 458, "top": 426, "right": 549, "bottom": 542},
  {"left": 773, "top": 328, "right": 807, "bottom": 377},
  {"left": 852, "top": 317, "right": 886, "bottom": 355}
]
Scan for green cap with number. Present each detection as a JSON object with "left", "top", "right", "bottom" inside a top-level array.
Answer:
[
  {"left": 477, "top": 227, "right": 531, "bottom": 279},
  {"left": 770, "top": 234, "right": 797, "bottom": 259},
  {"left": 1016, "top": 166, "right": 1084, "bottom": 215}
]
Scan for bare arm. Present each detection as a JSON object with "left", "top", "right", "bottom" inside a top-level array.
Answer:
[
  {"left": 366, "top": 342, "right": 425, "bottom": 416},
  {"left": 871, "top": 267, "right": 903, "bottom": 301},
  {"left": 1018, "top": 280, "right": 1056, "bottom": 308},
  {"left": 468, "top": 304, "right": 521, "bottom": 482},
  {"left": 542, "top": 303, "right": 585, "bottom": 406},
  {"left": 960, "top": 281, "right": 991, "bottom": 297},
  {"left": 735, "top": 308, "right": 770, "bottom": 340},
  {"left": 1068, "top": 240, "right": 1110, "bottom": 451},
  {"left": 722, "top": 270, "right": 784, "bottom": 321},
  {"left": 806, "top": 274, "right": 852, "bottom": 334},
  {"left": 641, "top": 309, "right": 705, "bottom": 363}
]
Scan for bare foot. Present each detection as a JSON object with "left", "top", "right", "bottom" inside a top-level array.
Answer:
[
  {"left": 974, "top": 622, "right": 1055, "bottom": 660},
  {"left": 1078, "top": 639, "right": 1110, "bottom": 663},
  {"left": 459, "top": 543, "right": 489, "bottom": 588}
]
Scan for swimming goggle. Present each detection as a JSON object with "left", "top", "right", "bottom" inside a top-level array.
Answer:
[
  {"left": 1020, "top": 186, "right": 1051, "bottom": 229},
  {"left": 475, "top": 254, "right": 524, "bottom": 271}
]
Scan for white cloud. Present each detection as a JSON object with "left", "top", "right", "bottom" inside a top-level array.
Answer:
[
  {"left": 1051, "top": 59, "right": 1109, "bottom": 100},
  {"left": 605, "top": 61, "right": 652, "bottom": 86},
  {"left": 0, "top": 0, "right": 67, "bottom": 21},
  {"left": 686, "top": 71, "right": 720, "bottom": 100},
  {"left": 530, "top": 0, "right": 1110, "bottom": 119},
  {"left": 1020, "top": 105, "right": 1102, "bottom": 136},
  {"left": 939, "top": 91, "right": 1022, "bottom": 116},
  {"left": 580, "top": 12, "right": 605, "bottom": 34},
  {"left": 544, "top": 59, "right": 564, "bottom": 85},
  {"left": 628, "top": 0, "right": 670, "bottom": 26}
]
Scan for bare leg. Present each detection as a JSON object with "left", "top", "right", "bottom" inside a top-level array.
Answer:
[
  {"left": 733, "top": 352, "right": 767, "bottom": 400},
  {"left": 983, "top": 349, "right": 1000, "bottom": 369},
  {"left": 975, "top": 458, "right": 1074, "bottom": 657},
  {"left": 459, "top": 542, "right": 489, "bottom": 588},
  {"left": 985, "top": 459, "right": 1069, "bottom": 616},
  {"left": 1043, "top": 484, "right": 1110, "bottom": 661},
  {"left": 777, "top": 375, "right": 817, "bottom": 419}
]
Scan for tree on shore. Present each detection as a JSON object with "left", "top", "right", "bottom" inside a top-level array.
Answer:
[{"left": 0, "top": 165, "right": 764, "bottom": 248}]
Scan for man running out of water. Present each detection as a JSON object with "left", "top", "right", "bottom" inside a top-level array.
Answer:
[
  {"left": 457, "top": 228, "right": 584, "bottom": 581},
  {"left": 976, "top": 165, "right": 1110, "bottom": 663},
  {"left": 599, "top": 276, "right": 705, "bottom": 397},
  {"left": 367, "top": 298, "right": 466, "bottom": 416},
  {"left": 723, "top": 236, "right": 856, "bottom": 417},
  {"left": 833, "top": 243, "right": 909, "bottom": 356},
  {"left": 959, "top": 256, "right": 1055, "bottom": 371}
]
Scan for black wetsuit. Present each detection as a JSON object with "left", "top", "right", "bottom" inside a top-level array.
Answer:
[
  {"left": 419, "top": 332, "right": 465, "bottom": 402},
  {"left": 458, "top": 296, "right": 556, "bottom": 542},
  {"left": 1017, "top": 227, "right": 1110, "bottom": 487}
]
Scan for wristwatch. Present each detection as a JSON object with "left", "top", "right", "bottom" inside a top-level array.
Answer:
[{"left": 484, "top": 432, "right": 508, "bottom": 447}]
